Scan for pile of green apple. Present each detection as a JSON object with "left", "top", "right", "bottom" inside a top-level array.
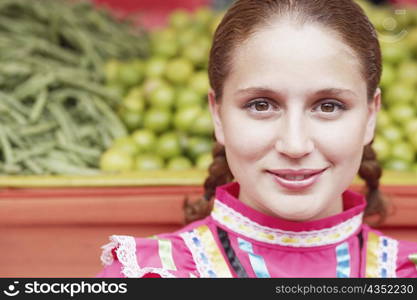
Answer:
[
  {"left": 357, "top": 0, "right": 417, "bottom": 173},
  {"left": 99, "top": 7, "right": 223, "bottom": 172}
]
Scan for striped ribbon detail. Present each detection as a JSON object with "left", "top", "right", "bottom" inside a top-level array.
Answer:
[
  {"left": 158, "top": 239, "right": 177, "bottom": 271},
  {"left": 335, "top": 242, "right": 350, "bottom": 278},
  {"left": 237, "top": 237, "right": 270, "bottom": 278},
  {"left": 180, "top": 225, "right": 233, "bottom": 278},
  {"left": 365, "top": 232, "right": 379, "bottom": 277},
  {"left": 365, "top": 232, "right": 398, "bottom": 277}
]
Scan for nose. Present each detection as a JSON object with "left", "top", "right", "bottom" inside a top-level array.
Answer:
[{"left": 274, "top": 113, "right": 314, "bottom": 159}]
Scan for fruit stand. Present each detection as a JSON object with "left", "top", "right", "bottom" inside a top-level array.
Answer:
[{"left": 0, "top": 0, "right": 417, "bottom": 277}]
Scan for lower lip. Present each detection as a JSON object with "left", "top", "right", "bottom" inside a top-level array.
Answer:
[{"left": 269, "top": 170, "right": 325, "bottom": 191}]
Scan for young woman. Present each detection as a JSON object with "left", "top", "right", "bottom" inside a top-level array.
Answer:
[{"left": 97, "top": 0, "right": 417, "bottom": 278}]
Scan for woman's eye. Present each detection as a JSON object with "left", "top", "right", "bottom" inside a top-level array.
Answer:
[
  {"left": 254, "top": 101, "right": 270, "bottom": 111},
  {"left": 314, "top": 101, "right": 346, "bottom": 114},
  {"left": 245, "top": 99, "right": 277, "bottom": 113}
]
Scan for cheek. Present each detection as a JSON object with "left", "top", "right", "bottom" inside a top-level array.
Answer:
[
  {"left": 313, "top": 116, "right": 367, "bottom": 163},
  {"left": 222, "top": 113, "right": 274, "bottom": 162}
]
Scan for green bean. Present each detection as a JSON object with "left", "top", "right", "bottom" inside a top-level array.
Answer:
[
  {"left": 0, "top": 91, "right": 30, "bottom": 117},
  {"left": 93, "top": 97, "right": 127, "bottom": 139},
  {"left": 4, "top": 127, "right": 25, "bottom": 148},
  {"left": 47, "top": 102, "right": 77, "bottom": 143},
  {"left": 22, "top": 159, "right": 44, "bottom": 175},
  {"left": 58, "top": 143, "right": 101, "bottom": 159},
  {"left": 0, "top": 102, "right": 26, "bottom": 125},
  {"left": 29, "top": 89, "right": 48, "bottom": 122},
  {"left": 0, "top": 125, "right": 14, "bottom": 164},
  {"left": 37, "top": 157, "right": 100, "bottom": 176},
  {"left": 13, "top": 72, "right": 55, "bottom": 100}
]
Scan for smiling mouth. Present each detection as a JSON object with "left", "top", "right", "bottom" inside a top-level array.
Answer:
[
  {"left": 266, "top": 168, "right": 327, "bottom": 190},
  {"left": 273, "top": 174, "right": 316, "bottom": 181}
]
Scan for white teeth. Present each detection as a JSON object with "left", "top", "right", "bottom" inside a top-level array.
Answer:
[{"left": 283, "top": 175, "right": 308, "bottom": 181}]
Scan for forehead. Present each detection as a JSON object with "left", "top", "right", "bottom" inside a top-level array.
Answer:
[{"left": 226, "top": 21, "right": 366, "bottom": 97}]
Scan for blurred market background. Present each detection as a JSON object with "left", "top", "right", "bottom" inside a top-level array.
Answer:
[{"left": 0, "top": 0, "right": 416, "bottom": 277}]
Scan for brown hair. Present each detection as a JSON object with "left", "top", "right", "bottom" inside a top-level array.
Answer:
[{"left": 184, "top": 0, "right": 386, "bottom": 224}]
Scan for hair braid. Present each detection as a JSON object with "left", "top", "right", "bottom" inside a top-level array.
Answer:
[
  {"left": 358, "top": 143, "right": 387, "bottom": 225},
  {"left": 183, "top": 141, "right": 234, "bottom": 224}
]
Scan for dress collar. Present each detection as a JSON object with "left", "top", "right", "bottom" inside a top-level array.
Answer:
[{"left": 211, "top": 182, "right": 366, "bottom": 248}]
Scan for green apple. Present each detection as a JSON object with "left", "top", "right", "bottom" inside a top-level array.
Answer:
[
  {"left": 118, "top": 108, "right": 143, "bottom": 131},
  {"left": 165, "top": 58, "right": 194, "bottom": 85},
  {"left": 156, "top": 132, "right": 182, "bottom": 159},
  {"left": 408, "top": 134, "right": 417, "bottom": 153},
  {"left": 397, "top": 61, "right": 417, "bottom": 85},
  {"left": 173, "top": 105, "right": 202, "bottom": 131},
  {"left": 143, "top": 108, "right": 172, "bottom": 133},
  {"left": 100, "top": 149, "right": 134, "bottom": 172},
  {"left": 148, "top": 84, "right": 175, "bottom": 109},
  {"left": 176, "top": 87, "right": 204, "bottom": 108},
  {"left": 183, "top": 37, "right": 210, "bottom": 67},
  {"left": 373, "top": 135, "right": 391, "bottom": 162},
  {"left": 167, "top": 156, "right": 193, "bottom": 170},
  {"left": 389, "top": 104, "right": 415, "bottom": 127},
  {"left": 135, "top": 154, "right": 164, "bottom": 171},
  {"left": 142, "top": 77, "right": 167, "bottom": 98},
  {"left": 131, "top": 129, "right": 157, "bottom": 153},
  {"left": 189, "top": 71, "right": 210, "bottom": 96},
  {"left": 145, "top": 57, "right": 167, "bottom": 78},
  {"left": 190, "top": 110, "right": 214, "bottom": 136},
  {"left": 177, "top": 28, "right": 199, "bottom": 48},
  {"left": 187, "top": 136, "right": 213, "bottom": 161},
  {"left": 405, "top": 119, "right": 417, "bottom": 150},
  {"left": 118, "top": 62, "right": 143, "bottom": 87},
  {"left": 111, "top": 136, "right": 139, "bottom": 156},
  {"left": 384, "top": 158, "right": 411, "bottom": 172},
  {"left": 381, "top": 125, "right": 404, "bottom": 143},
  {"left": 122, "top": 87, "right": 145, "bottom": 112},
  {"left": 151, "top": 34, "right": 179, "bottom": 58},
  {"left": 195, "top": 152, "right": 213, "bottom": 170},
  {"left": 385, "top": 83, "right": 415, "bottom": 105},
  {"left": 390, "top": 141, "right": 415, "bottom": 163}
]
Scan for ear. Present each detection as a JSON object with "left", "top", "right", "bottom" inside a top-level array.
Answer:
[
  {"left": 208, "top": 89, "right": 225, "bottom": 145},
  {"left": 363, "top": 88, "right": 381, "bottom": 146}
]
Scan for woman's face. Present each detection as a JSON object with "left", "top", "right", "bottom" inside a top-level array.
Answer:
[{"left": 209, "top": 21, "right": 380, "bottom": 221}]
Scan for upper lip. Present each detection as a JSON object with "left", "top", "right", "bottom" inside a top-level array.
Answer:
[{"left": 267, "top": 168, "right": 327, "bottom": 176}]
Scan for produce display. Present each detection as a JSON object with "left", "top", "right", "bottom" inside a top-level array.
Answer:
[
  {"left": 0, "top": 0, "right": 148, "bottom": 175},
  {"left": 356, "top": 1, "right": 417, "bottom": 172},
  {"left": 0, "top": 0, "right": 416, "bottom": 178},
  {"left": 100, "top": 8, "right": 222, "bottom": 172}
]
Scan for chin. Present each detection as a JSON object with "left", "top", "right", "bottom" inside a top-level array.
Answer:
[
  {"left": 275, "top": 210, "right": 320, "bottom": 222},
  {"left": 267, "top": 199, "right": 324, "bottom": 222}
]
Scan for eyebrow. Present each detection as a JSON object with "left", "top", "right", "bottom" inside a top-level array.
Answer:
[{"left": 235, "top": 87, "right": 357, "bottom": 98}]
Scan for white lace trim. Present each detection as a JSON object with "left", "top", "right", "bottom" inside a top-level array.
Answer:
[
  {"left": 100, "top": 235, "right": 176, "bottom": 278},
  {"left": 377, "top": 237, "right": 398, "bottom": 278},
  {"left": 212, "top": 199, "right": 363, "bottom": 247}
]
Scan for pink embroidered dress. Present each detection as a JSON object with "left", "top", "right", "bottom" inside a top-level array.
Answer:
[{"left": 97, "top": 182, "right": 417, "bottom": 278}]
